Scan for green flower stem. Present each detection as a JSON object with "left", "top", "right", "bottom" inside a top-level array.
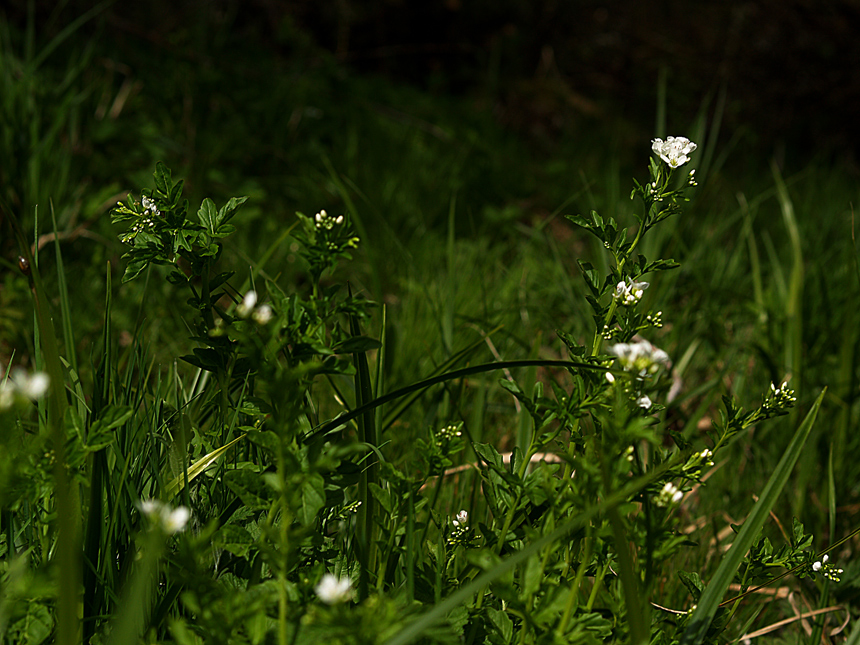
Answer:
[{"left": 589, "top": 217, "right": 647, "bottom": 357}]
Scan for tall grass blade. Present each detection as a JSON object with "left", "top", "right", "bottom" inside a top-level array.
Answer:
[
  {"left": 6, "top": 205, "right": 79, "bottom": 645},
  {"left": 679, "top": 388, "right": 825, "bottom": 645},
  {"left": 349, "top": 287, "right": 378, "bottom": 600},
  {"left": 164, "top": 433, "right": 248, "bottom": 500}
]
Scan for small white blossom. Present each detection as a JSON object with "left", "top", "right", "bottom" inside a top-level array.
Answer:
[
  {"left": 237, "top": 290, "right": 257, "bottom": 318},
  {"left": 139, "top": 499, "right": 191, "bottom": 535},
  {"left": 252, "top": 304, "right": 273, "bottom": 325},
  {"left": 1, "top": 368, "right": 50, "bottom": 410},
  {"left": 315, "top": 573, "right": 353, "bottom": 604},
  {"left": 605, "top": 372, "right": 615, "bottom": 384},
  {"left": 141, "top": 196, "right": 161, "bottom": 217},
  {"left": 614, "top": 278, "right": 649, "bottom": 306},
  {"left": 636, "top": 394, "right": 653, "bottom": 409},
  {"left": 651, "top": 136, "right": 697, "bottom": 168},
  {"left": 655, "top": 482, "right": 683, "bottom": 507},
  {"left": 453, "top": 510, "right": 469, "bottom": 528}
]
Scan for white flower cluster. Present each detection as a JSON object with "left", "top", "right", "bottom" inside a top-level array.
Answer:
[
  {"left": 812, "top": 554, "right": 843, "bottom": 582},
  {"left": 314, "top": 210, "right": 344, "bottom": 230},
  {"left": 139, "top": 500, "right": 190, "bottom": 535},
  {"left": 315, "top": 573, "right": 353, "bottom": 604},
  {"left": 655, "top": 482, "right": 683, "bottom": 507},
  {"left": 452, "top": 510, "right": 469, "bottom": 529},
  {"left": 607, "top": 340, "right": 670, "bottom": 411},
  {"left": 614, "top": 278, "right": 649, "bottom": 306},
  {"left": 609, "top": 340, "right": 670, "bottom": 375},
  {"left": 651, "top": 136, "right": 697, "bottom": 169},
  {"left": 0, "top": 368, "right": 49, "bottom": 410},
  {"left": 141, "top": 196, "right": 161, "bottom": 217},
  {"left": 236, "top": 290, "right": 273, "bottom": 325},
  {"left": 448, "top": 509, "right": 474, "bottom": 546}
]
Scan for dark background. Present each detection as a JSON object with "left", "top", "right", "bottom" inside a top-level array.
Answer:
[{"left": 7, "top": 0, "right": 860, "bottom": 160}]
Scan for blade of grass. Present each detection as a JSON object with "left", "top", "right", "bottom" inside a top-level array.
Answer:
[
  {"left": 679, "top": 388, "right": 825, "bottom": 645},
  {"left": 6, "top": 203, "right": 79, "bottom": 645},
  {"left": 349, "top": 286, "right": 377, "bottom": 600},
  {"left": 164, "top": 433, "right": 247, "bottom": 500},
  {"left": 311, "top": 358, "right": 613, "bottom": 442}
]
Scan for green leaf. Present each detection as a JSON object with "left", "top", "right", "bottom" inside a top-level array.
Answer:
[
  {"left": 566, "top": 214, "right": 591, "bottom": 229},
  {"left": 87, "top": 404, "right": 132, "bottom": 450},
  {"left": 487, "top": 608, "right": 513, "bottom": 643},
  {"left": 197, "top": 198, "right": 218, "bottom": 235},
  {"left": 154, "top": 162, "right": 172, "bottom": 197},
  {"left": 680, "top": 388, "right": 826, "bottom": 645},
  {"left": 214, "top": 524, "right": 255, "bottom": 558},
  {"left": 217, "top": 196, "right": 249, "bottom": 227},
  {"left": 122, "top": 257, "right": 149, "bottom": 283},
  {"left": 165, "top": 433, "right": 248, "bottom": 499},
  {"left": 300, "top": 473, "right": 326, "bottom": 526},
  {"left": 333, "top": 336, "right": 382, "bottom": 354}
]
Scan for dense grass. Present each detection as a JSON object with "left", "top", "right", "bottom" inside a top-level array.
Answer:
[{"left": 2, "top": 7, "right": 860, "bottom": 644}]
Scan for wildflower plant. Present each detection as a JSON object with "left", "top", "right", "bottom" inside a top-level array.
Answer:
[{"left": 0, "top": 138, "right": 846, "bottom": 645}]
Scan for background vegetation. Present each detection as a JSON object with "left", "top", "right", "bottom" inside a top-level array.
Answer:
[{"left": 2, "top": 1, "right": 860, "bottom": 643}]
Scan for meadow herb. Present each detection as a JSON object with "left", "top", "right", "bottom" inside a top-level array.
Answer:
[{"left": 0, "top": 128, "right": 853, "bottom": 645}]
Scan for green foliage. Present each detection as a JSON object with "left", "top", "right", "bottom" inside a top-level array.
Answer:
[{"left": 1, "top": 14, "right": 859, "bottom": 643}]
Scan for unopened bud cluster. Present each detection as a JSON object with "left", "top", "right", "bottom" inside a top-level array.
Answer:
[
  {"left": 435, "top": 423, "right": 462, "bottom": 448},
  {"left": 682, "top": 448, "right": 714, "bottom": 479},
  {"left": 314, "top": 209, "right": 344, "bottom": 230},
  {"left": 812, "top": 554, "right": 843, "bottom": 582},
  {"left": 767, "top": 381, "right": 796, "bottom": 408},
  {"left": 448, "top": 510, "right": 474, "bottom": 546}
]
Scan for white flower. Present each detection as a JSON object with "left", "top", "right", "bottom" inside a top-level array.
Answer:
[
  {"left": 237, "top": 290, "right": 257, "bottom": 318},
  {"left": 453, "top": 510, "right": 469, "bottom": 528},
  {"left": 141, "top": 196, "right": 161, "bottom": 217},
  {"left": 315, "top": 573, "right": 353, "bottom": 604},
  {"left": 1, "top": 368, "right": 50, "bottom": 409},
  {"left": 605, "top": 372, "right": 615, "bottom": 384},
  {"left": 655, "top": 482, "right": 683, "bottom": 507},
  {"left": 651, "top": 136, "right": 697, "bottom": 168},
  {"left": 614, "top": 279, "right": 649, "bottom": 306},
  {"left": 636, "top": 394, "right": 652, "bottom": 409},
  {"left": 252, "top": 304, "right": 273, "bottom": 325},
  {"left": 14, "top": 370, "right": 49, "bottom": 400},
  {"left": 139, "top": 499, "right": 191, "bottom": 535},
  {"left": 609, "top": 340, "right": 670, "bottom": 374}
]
